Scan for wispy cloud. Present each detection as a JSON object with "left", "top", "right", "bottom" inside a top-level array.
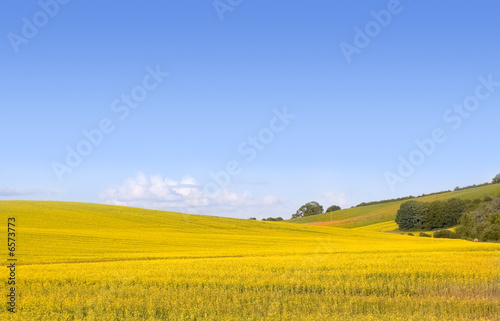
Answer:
[
  {"left": 100, "top": 172, "right": 285, "bottom": 218},
  {"left": 321, "top": 192, "right": 348, "bottom": 208},
  {"left": 0, "top": 187, "right": 55, "bottom": 197}
]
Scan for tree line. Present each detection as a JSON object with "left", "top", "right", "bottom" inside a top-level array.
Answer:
[
  {"left": 359, "top": 174, "right": 500, "bottom": 208},
  {"left": 291, "top": 202, "right": 341, "bottom": 219},
  {"left": 456, "top": 197, "right": 500, "bottom": 242},
  {"left": 396, "top": 198, "right": 466, "bottom": 230},
  {"left": 396, "top": 173, "right": 500, "bottom": 241},
  {"left": 396, "top": 195, "right": 500, "bottom": 242}
]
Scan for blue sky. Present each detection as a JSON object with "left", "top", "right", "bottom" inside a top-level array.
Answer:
[{"left": 1, "top": 0, "right": 499, "bottom": 219}]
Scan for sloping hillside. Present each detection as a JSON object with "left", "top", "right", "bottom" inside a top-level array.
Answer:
[
  {"left": 2, "top": 200, "right": 498, "bottom": 264},
  {"left": 289, "top": 184, "right": 500, "bottom": 229},
  {"left": 1, "top": 201, "right": 499, "bottom": 320}
]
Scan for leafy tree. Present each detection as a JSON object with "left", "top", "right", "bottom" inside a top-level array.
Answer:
[
  {"left": 249, "top": 217, "right": 257, "bottom": 220},
  {"left": 292, "top": 202, "right": 324, "bottom": 219},
  {"left": 395, "top": 201, "right": 429, "bottom": 230},
  {"left": 326, "top": 205, "right": 341, "bottom": 213},
  {"left": 401, "top": 198, "right": 466, "bottom": 231},
  {"left": 493, "top": 173, "right": 500, "bottom": 184},
  {"left": 456, "top": 197, "right": 500, "bottom": 242},
  {"left": 444, "top": 198, "right": 466, "bottom": 227},
  {"left": 480, "top": 220, "right": 500, "bottom": 241},
  {"left": 424, "top": 201, "right": 446, "bottom": 230}
]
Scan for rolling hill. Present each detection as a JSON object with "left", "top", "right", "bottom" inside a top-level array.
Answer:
[
  {"left": 1, "top": 200, "right": 499, "bottom": 320},
  {"left": 3, "top": 200, "right": 498, "bottom": 264},
  {"left": 289, "top": 183, "right": 500, "bottom": 230}
]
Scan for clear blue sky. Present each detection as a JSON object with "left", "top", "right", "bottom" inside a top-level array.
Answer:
[{"left": 1, "top": 1, "right": 499, "bottom": 219}]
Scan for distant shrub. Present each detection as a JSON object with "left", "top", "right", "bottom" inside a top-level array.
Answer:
[
  {"left": 407, "top": 233, "right": 414, "bottom": 236},
  {"left": 457, "top": 200, "right": 500, "bottom": 242},
  {"left": 433, "top": 230, "right": 457, "bottom": 239},
  {"left": 480, "top": 223, "right": 500, "bottom": 242},
  {"left": 249, "top": 217, "right": 257, "bottom": 220},
  {"left": 326, "top": 205, "right": 341, "bottom": 213},
  {"left": 454, "top": 182, "right": 491, "bottom": 192},
  {"left": 419, "top": 232, "right": 431, "bottom": 238},
  {"left": 356, "top": 190, "right": 450, "bottom": 208},
  {"left": 490, "top": 198, "right": 500, "bottom": 213},
  {"left": 262, "top": 217, "right": 283, "bottom": 222}
]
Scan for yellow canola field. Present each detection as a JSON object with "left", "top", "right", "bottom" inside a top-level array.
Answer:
[
  {"left": 1, "top": 201, "right": 499, "bottom": 320},
  {"left": 12, "top": 251, "right": 500, "bottom": 321}
]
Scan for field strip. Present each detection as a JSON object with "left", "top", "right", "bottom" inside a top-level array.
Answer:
[
  {"left": 0, "top": 253, "right": 333, "bottom": 267},
  {"left": 1, "top": 251, "right": 360, "bottom": 267},
  {"left": 5, "top": 248, "right": 499, "bottom": 267}
]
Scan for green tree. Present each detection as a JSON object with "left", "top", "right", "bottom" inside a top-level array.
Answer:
[
  {"left": 433, "top": 230, "right": 457, "bottom": 239},
  {"left": 444, "top": 198, "right": 466, "bottom": 227},
  {"left": 456, "top": 197, "right": 500, "bottom": 242},
  {"left": 292, "top": 202, "right": 324, "bottom": 219},
  {"left": 480, "top": 222, "right": 500, "bottom": 241},
  {"left": 262, "top": 217, "right": 283, "bottom": 221},
  {"left": 420, "top": 199, "right": 466, "bottom": 230},
  {"left": 395, "top": 201, "right": 429, "bottom": 230},
  {"left": 493, "top": 173, "right": 500, "bottom": 184},
  {"left": 326, "top": 205, "right": 341, "bottom": 213},
  {"left": 424, "top": 201, "right": 446, "bottom": 230}
]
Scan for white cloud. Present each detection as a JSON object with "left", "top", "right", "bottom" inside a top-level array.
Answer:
[
  {"left": 263, "top": 195, "right": 280, "bottom": 205},
  {"left": 321, "top": 192, "right": 348, "bottom": 207},
  {"left": 100, "top": 172, "right": 285, "bottom": 218}
]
